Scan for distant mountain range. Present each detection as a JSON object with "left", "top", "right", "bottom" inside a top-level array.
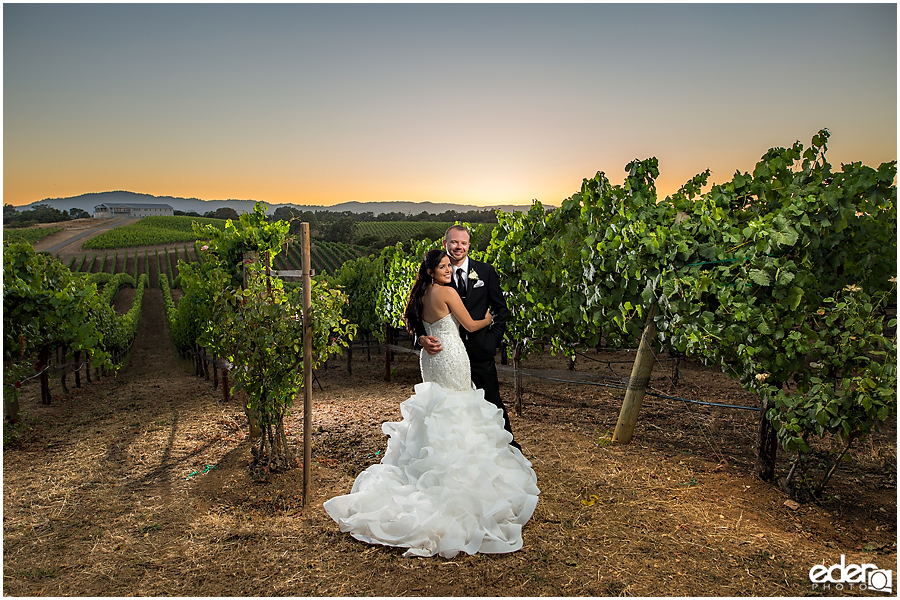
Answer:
[{"left": 13, "top": 191, "right": 541, "bottom": 216}]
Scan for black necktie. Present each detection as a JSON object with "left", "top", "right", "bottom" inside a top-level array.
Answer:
[{"left": 456, "top": 268, "right": 467, "bottom": 299}]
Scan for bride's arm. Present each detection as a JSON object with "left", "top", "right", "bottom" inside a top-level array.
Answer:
[{"left": 443, "top": 288, "right": 491, "bottom": 332}]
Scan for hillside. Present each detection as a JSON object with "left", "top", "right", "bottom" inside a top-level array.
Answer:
[{"left": 13, "top": 191, "right": 540, "bottom": 216}]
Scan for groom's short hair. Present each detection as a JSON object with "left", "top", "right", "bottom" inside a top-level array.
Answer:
[{"left": 444, "top": 224, "right": 469, "bottom": 241}]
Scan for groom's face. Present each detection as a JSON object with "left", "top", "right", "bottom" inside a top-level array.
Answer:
[{"left": 444, "top": 230, "right": 470, "bottom": 266}]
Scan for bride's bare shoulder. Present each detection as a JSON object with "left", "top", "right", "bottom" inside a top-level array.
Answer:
[{"left": 430, "top": 284, "right": 455, "bottom": 298}]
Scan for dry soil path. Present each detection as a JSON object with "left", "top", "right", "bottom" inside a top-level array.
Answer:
[{"left": 34, "top": 217, "right": 132, "bottom": 256}]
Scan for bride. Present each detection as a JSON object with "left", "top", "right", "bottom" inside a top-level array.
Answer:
[{"left": 323, "top": 249, "right": 540, "bottom": 558}]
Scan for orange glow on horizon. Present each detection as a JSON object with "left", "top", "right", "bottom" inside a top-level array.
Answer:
[{"left": 6, "top": 155, "right": 897, "bottom": 210}]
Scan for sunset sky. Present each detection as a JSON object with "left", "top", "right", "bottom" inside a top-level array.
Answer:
[{"left": 3, "top": 3, "right": 897, "bottom": 208}]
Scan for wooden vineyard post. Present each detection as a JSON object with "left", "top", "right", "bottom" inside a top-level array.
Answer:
[
  {"left": 613, "top": 303, "right": 659, "bottom": 445},
  {"left": 513, "top": 342, "right": 523, "bottom": 415},
  {"left": 74, "top": 350, "right": 81, "bottom": 388},
  {"left": 39, "top": 345, "right": 51, "bottom": 405},
  {"left": 264, "top": 249, "right": 272, "bottom": 296},
  {"left": 59, "top": 346, "right": 69, "bottom": 396},
  {"left": 222, "top": 366, "right": 230, "bottom": 403},
  {"left": 242, "top": 250, "right": 258, "bottom": 290},
  {"left": 347, "top": 337, "right": 353, "bottom": 375},
  {"left": 755, "top": 394, "right": 779, "bottom": 481},
  {"left": 301, "top": 223, "right": 313, "bottom": 508},
  {"left": 384, "top": 324, "right": 392, "bottom": 382}
]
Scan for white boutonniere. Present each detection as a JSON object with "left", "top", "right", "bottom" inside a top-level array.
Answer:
[{"left": 468, "top": 270, "right": 479, "bottom": 281}]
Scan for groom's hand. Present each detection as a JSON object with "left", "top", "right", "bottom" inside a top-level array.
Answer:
[{"left": 419, "top": 335, "right": 443, "bottom": 355}]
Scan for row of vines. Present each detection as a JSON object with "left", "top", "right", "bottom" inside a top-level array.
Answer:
[
  {"left": 158, "top": 205, "right": 355, "bottom": 478},
  {"left": 354, "top": 221, "right": 456, "bottom": 240},
  {"left": 70, "top": 231, "right": 358, "bottom": 278},
  {"left": 327, "top": 130, "right": 897, "bottom": 500},
  {"left": 66, "top": 244, "right": 198, "bottom": 277},
  {"left": 81, "top": 215, "right": 225, "bottom": 250},
  {"left": 3, "top": 243, "right": 150, "bottom": 422},
  {"left": 3, "top": 225, "right": 213, "bottom": 423},
  {"left": 3, "top": 226, "right": 63, "bottom": 245},
  {"left": 275, "top": 240, "right": 360, "bottom": 275}
]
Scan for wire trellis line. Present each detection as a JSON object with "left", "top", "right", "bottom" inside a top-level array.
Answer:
[
  {"left": 496, "top": 367, "right": 760, "bottom": 411},
  {"left": 379, "top": 342, "right": 759, "bottom": 412}
]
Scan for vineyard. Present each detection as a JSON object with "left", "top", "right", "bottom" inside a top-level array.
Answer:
[
  {"left": 2, "top": 226, "right": 63, "bottom": 245},
  {"left": 38, "top": 227, "right": 350, "bottom": 278},
  {"left": 355, "top": 220, "right": 454, "bottom": 239},
  {"left": 2, "top": 254, "right": 896, "bottom": 596},
  {"left": 58, "top": 239, "right": 358, "bottom": 280},
  {"left": 81, "top": 215, "right": 225, "bottom": 250},
  {"left": 12, "top": 217, "right": 491, "bottom": 277},
  {"left": 334, "top": 129, "right": 897, "bottom": 500},
  {"left": 275, "top": 239, "right": 360, "bottom": 275},
  {"left": 62, "top": 244, "right": 198, "bottom": 281},
  {"left": 3, "top": 131, "right": 897, "bottom": 595}
]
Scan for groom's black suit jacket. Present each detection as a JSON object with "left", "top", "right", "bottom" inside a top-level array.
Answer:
[{"left": 455, "top": 259, "right": 508, "bottom": 364}]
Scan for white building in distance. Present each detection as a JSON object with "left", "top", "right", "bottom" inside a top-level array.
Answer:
[{"left": 93, "top": 203, "right": 174, "bottom": 218}]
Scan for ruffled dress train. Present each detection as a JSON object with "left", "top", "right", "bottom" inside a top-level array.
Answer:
[{"left": 323, "top": 314, "right": 539, "bottom": 558}]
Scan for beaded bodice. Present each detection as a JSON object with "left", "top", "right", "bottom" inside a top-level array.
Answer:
[{"left": 420, "top": 313, "right": 472, "bottom": 391}]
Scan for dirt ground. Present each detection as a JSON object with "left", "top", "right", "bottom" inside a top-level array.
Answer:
[{"left": 3, "top": 222, "right": 897, "bottom": 596}]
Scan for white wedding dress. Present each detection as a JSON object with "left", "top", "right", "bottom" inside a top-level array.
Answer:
[{"left": 323, "top": 313, "right": 540, "bottom": 558}]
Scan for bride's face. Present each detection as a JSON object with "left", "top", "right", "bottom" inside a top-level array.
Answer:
[{"left": 430, "top": 256, "right": 452, "bottom": 285}]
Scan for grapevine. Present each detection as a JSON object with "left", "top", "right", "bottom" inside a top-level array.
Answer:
[{"left": 336, "top": 130, "right": 896, "bottom": 497}]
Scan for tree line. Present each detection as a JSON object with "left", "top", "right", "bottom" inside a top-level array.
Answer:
[
  {"left": 3, "top": 204, "right": 91, "bottom": 228},
  {"left": 173, "top": 206, "right": 498, "bottom": 249}
]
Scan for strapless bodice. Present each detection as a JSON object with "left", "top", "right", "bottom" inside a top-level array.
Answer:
[{"left": 421, "top": 313, "right": 471, "bottom": 391}]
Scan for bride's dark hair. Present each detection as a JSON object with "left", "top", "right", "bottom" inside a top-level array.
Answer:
[{"left": 404, "top": 249, "right": 448, "bottom": 334}]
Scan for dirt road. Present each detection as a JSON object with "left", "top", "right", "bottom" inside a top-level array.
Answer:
[{"left": 30, "top": 217, "right": 132, "bottom": 257}]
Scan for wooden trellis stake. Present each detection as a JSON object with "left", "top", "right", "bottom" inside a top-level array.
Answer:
[
  {"left": 613, "top": 303, "right": 659, "bottom": 445},
  {"left": 384, "top": 324, "right": 393, "bottom": 382},
  {"left": 513, "top": 342, "right": 523, "bottom": 416},
  {"left": 300, "top": 223, "right": 313, "bottom": 507}
]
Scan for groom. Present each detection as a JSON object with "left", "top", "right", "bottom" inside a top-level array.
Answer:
[{"left": 419, "top": 224, "right": 519, "bottom": 450}]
